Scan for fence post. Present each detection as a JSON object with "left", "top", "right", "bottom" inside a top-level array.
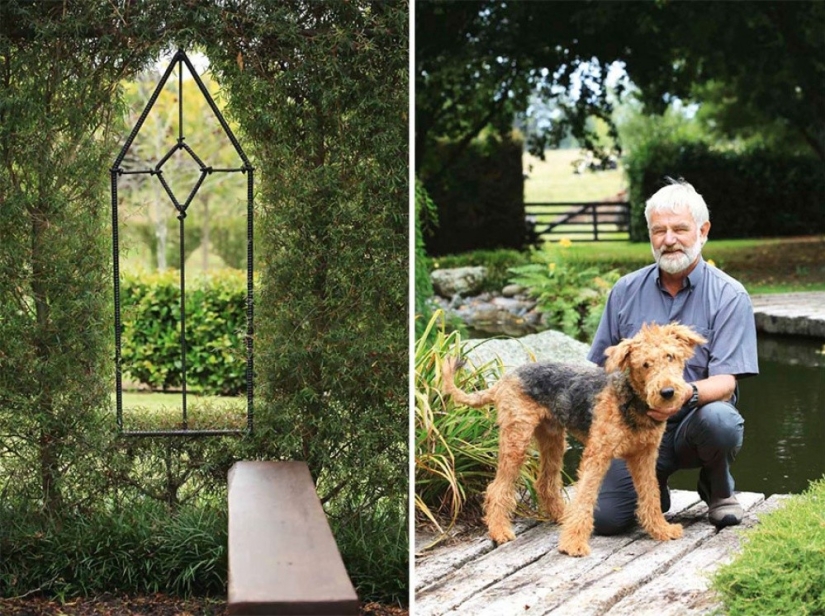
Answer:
[{"left": 592, "top": 204, "right": 599, "bottom": 241}]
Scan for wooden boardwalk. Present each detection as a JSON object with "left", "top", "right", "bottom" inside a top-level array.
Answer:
[{"left": 415, "top": 490, "right": 789, "bottom": 616}]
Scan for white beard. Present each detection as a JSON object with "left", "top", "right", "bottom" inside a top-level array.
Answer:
[{"left": 653, "top": 236, "right": 704, "bottom": 274}]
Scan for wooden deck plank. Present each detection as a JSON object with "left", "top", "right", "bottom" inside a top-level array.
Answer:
[
  {"left": 414, "top": 519, "right": 539, "bottom": 592},
  {"left": 227, "top": 461, "right": 359, "bottom": 615},
  {"left": 532, "top": 492, "right": 765, "bottom": 616},
  {"left": 415, "top": 490, "right": 773, "bottom": 616},
  {"left": 605, "top": 494, "right": 789, "bottom": 616},
  {"left": 415, "top": 489, "right": 703, "bottom": 615}
]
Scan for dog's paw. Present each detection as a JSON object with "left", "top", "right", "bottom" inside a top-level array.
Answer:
[
  {"left": 649, "top": 521, "right": 683, "bottom": 541},
  {"left": 489, "top": 528, "right": 516, "bottom": 544},
  {"left": 558, "top": 537, "right": 591, "bottom": 557}
]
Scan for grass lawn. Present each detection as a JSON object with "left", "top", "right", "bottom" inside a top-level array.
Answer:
[
  {"left": 115, "top": 391, "right": 247, "bottom": 431},
  {"left": 544, "top": 236, "right": 825, "bottom": 295},
  {"left": 519, "top": 149, "right": 825, "bottom": 294},
  {"left": 523, "top": 149, "right": 626, "bottom": 203}
]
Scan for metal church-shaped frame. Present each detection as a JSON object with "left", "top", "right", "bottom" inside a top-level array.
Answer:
[{"left": 110, "top": 49, "right": 254, "bottom": 436}]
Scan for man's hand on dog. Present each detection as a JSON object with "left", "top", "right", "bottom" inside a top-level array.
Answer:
[{"left": 648, "top": 387, "right": 694, "bottom": 422}]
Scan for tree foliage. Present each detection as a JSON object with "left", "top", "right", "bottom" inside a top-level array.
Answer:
[
  {"left": 0, "top": 0, "right": 162, "bottom": 515},
  {"left": 416, "top": 0, "right": 825, "bottom": 177}
]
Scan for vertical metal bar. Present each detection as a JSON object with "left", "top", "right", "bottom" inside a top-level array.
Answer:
[
  {"left": 178, "top": 53, "right": 183, "bottom": 143},
  {"left": 177, "top": 52, "right": 187, "bottom": 430},
  {"left": 179, "top": 214, "right": 188, "bottom": 429},
  {"left": 246, "top": 169, "right": 255, "bottom": 434},
  {"left": 111, "top": 169, "right": 123, "bottom": 432}
]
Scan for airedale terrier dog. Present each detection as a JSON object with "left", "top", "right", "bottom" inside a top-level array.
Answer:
[{"left": 442, "top": 322, "right": 706, "bottom": 557}]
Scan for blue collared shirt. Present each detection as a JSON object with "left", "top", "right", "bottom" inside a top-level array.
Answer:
[{"left": 588, "top": 258, "right": 759, "bottom": 383}]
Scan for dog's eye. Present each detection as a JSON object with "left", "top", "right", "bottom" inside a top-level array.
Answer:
[
  {"left": 643, "top": 362, "right": 650, "bottom": 369},
  {"left": 667, "top": 354, "right": 674, "bottom": 362}
]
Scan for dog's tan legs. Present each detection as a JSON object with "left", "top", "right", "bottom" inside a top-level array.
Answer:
[
  {"left": 484, "top": 416, "right": 536, "bottom": 544},
  {"left": 557, "top": 444, "right": 612, "bottom": 557},
  {"left": 533, "top": 422, "right": 566, "bottom": 522},
  {"left": 626, "top": 451, "right": 683, "bottom": 541}
]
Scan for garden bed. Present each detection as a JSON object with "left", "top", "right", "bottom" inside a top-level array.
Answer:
[{"left": 0, "top": 594, "right": 407, "bottom": 616}]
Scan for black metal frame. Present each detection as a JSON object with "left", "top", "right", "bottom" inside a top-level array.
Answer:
[{"left": 111, "top": 49, "right": 254, "bottom": 437}]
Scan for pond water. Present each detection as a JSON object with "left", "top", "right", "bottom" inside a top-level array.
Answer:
[{"left": 670, "top": 333, "right": 825, "bottom": 497}]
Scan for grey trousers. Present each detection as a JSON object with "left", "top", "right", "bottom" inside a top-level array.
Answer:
[{"left": 592, "top": 401, "right": 745, "bottom": 535}]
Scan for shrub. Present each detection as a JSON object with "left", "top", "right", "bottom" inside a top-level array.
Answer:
[
  {"left": 0, "top": 501, "right": 227, "bottom": 598},
  {"left": 420, "top": 131, "right": 527, "bottom": 256},
  {"left": 415, "top": 180, "right": 438, "bottom": 339},
  {"left": 713, "top": 477, "right": 825, "bottom": 615},
  {"left": 509, "top": 241, "right": 620, "bottom": 341},
  {"left": 119, "top": 270, "right": 248, "bottom": 396}
]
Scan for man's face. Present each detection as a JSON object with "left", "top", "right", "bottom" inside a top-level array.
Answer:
[{"left": 648, "top": 206, "right": 709, "bottom": 275}]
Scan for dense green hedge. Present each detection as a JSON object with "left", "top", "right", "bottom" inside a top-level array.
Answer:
[
  {"left": 420, "top": 131, "right": 526, "bottom": 255},
  {"left": 625, "top": 141, "right": 825, "bottom": 241},
  {"left": 120, "top": 270, "right": 248, "bottom": 396}
]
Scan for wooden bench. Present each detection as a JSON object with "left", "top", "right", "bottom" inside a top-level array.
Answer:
[{"left": 227, "top": 461, "right": 359, "bottom": 615}]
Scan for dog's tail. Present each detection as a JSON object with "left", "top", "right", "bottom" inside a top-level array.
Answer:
[{"left": 441, "top": 357, "right": 499, "bottom": 408}]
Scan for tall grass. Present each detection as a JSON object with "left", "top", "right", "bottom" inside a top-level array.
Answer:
[
  {"left": 332, "top": 500, "right": 408, "bottom": 606},
  {"left": 0, "top": 501, "right": 227, "bottom": 600},
  {"left": 415, "top": 312, "right": 543, "bottom": 542}
]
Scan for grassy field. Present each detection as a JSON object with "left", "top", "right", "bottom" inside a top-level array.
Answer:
[
  {"left": 523, "top": 149, "right": 626, "bottom": 203},
  {"left": 524, "top": 149, "right": 628, "bottom": 241},
  {"left": 520, "top": 149, "right": 825, "bottom": 294},
  {"left": 116, "top": 391, "right": 247, "bottom": 431}
]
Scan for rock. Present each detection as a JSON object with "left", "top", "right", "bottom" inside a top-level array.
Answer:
[
  {"left": 501, "top": 284, "right": 525, "bottom": 297},
  {"left": 461, "top": 329, "right": 593, "bottom": 382},
  {"left": 431, "top": 267, "right": 487, "bottom": 297}
]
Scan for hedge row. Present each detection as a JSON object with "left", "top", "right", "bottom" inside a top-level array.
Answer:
[
  {"left": 625, "top": 141, "right": 825, "bottom": 241},
  {"left": 420, "top": 130, "right": 527, "bottom": 256},
  {"left": 120, "top": 270, "right": 248, "bottom": 396}
]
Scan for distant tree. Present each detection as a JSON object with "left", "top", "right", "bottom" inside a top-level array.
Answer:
[{"left": 119, "top": 65, "right": 246, "bottom": 272}]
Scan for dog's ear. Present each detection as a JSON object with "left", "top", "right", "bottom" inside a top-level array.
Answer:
[
  {"left": 669, "top": 323, "right": 708, "bottom": 350},
  {"left": 604, "top": 339, "right": 633, "bottom": 373}
]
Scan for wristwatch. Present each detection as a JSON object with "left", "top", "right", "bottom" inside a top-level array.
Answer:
[{"left": 687, "top": 383, "right": 699, "bottom": 410}]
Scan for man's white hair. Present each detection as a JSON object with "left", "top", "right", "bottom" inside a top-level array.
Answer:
[{"left": 644, "top": 178, "right": 710, "bottom": 228}]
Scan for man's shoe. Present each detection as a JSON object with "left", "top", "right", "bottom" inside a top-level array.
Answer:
[{"left": 707, "top": 495, "right": 743, "bottom": 528}]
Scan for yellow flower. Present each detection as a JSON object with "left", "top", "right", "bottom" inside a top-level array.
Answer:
[
  {"left": 707, "top": 259, "right": 716, "bottom": 267},
  {"left": 548, "top": 262, "right": 557, "bottom": 272},
  {"left": 559, "top": 237, "right": 573, "bottom": 248}
]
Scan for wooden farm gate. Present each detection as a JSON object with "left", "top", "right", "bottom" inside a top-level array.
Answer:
[{"left": 527, "top": 201, "right": 631, "bottom": 243}]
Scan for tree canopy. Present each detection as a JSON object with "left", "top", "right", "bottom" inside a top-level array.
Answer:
[{"left": 416, "top": 0, "right": 825, "bottom": 173}]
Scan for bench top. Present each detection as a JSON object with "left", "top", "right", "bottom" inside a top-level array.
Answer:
[{"left": 227, "top": 460, "right": 359, "bottom": 615}]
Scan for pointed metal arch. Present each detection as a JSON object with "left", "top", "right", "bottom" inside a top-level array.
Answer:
[{"left": 111, "top": 49, "right": 254, "bottom": 437}]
